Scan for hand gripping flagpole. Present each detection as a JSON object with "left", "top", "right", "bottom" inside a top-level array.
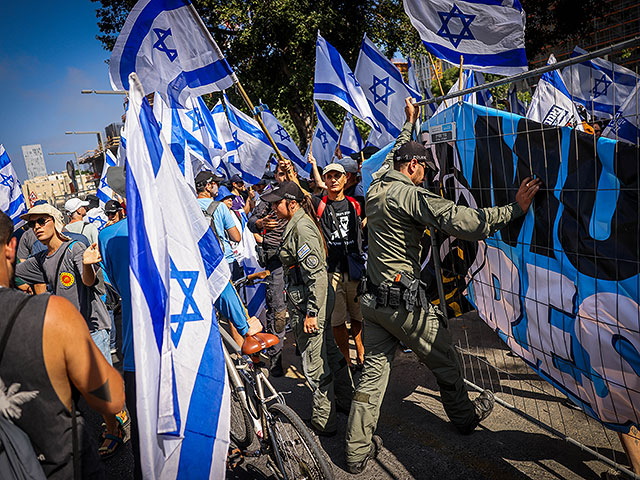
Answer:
[{"left": 185, "top": 3, "right": 287, "bottom": 165}]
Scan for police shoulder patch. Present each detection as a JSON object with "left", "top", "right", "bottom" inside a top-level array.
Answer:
[
  {"left": 60, "top": 271, "right": 75, "bottom": 288},
  {"left": 297, "top": 243, "right": 311, "bottom": 260},
  {"left": 304, "top": 254, "right": 319, "bottom": 269}
]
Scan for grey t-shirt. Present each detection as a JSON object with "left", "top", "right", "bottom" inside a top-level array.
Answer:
[
  {"left": 15, "top": 241, "right": 110, "bottom": 332},
  {"left": 65, "top": 221, "right": 99, "bottom": 245}
]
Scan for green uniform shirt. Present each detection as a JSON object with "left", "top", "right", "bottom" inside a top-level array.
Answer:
[
  {"left": 366, "top": 165, "right": 524, "bottom": 287},
  {"left": 279, "top": 208, "right": 327, "bottom": 316}
]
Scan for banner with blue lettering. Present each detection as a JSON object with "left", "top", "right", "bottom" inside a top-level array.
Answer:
[{"left": 425, "top": 102, "right": 640, "bottom": 432}]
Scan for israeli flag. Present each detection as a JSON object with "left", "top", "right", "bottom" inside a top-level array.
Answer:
[
  {"left": 339, "top": 113, "right": 364, "bottom": 157},
  {"left": 508, "top": 83, "right": 527, "bottom": 116},
  {"left": 86, "top": 207, "right": 110, "bottom": 232},
  {"left": 0, "top": 144, "right": 27, "bottom": 230},
  {"left": 403, "top": 0, "right": 527, "bottom": 76},
  {"left": 563, "top": 47, "right": 639, "bottom": 119},
  {"left": 433, "top": 69, "right": 492, "bottom": 116},
  {"left": 97, "top": 150, "right": 118, "bottom": 207},
  {"left": 354, "top": 34, "right": 421, "bottom": 148},
  {"left": 117, "top": 125, "right": 127, "bottom": 166},
  {"left": 527, "top": 55, "right": 585, "bottom": 131},
  {"left": 310, "top": 101, "right": 339, "bottom": 169},
  {"left": 258, "top": 105, "right": 308, "bottom": 177},
  {"left": 314, "top": 32, "right": 379, "bottom": 130},
  {"left": 224, "top": 95, "right": 274, "bottom": 184},
  {"left": 603, "top": 83, "right": 640, "bottom": 145},
  {"left": 210, "top": 101, "right": 239, "bottom": 179},
  {"left": 125, "top": 72, "right": 231, "bottom": 479},
  {"left": 109, "top": 0, "right": 237, "bottom": 106},
  {"left": 408, "top": 56, "right": 438, "bottom": 120}
]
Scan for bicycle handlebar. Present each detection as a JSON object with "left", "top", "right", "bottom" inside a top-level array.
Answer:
[{"left": 233, "top": 270, "right": 270, "bottom": 289}]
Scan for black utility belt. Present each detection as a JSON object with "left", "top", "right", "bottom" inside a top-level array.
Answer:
[{"left": 364, "top": 273, "right": 427, "bottom": 311}]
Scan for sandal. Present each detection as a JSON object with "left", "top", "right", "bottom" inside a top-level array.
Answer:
[{"left": 98, "top": 424, "right": 125, "bottom": 460}]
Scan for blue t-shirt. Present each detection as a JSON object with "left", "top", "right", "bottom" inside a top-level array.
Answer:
[
  {"left": 98, "top": 219, "right": 134, "bottom": 372},
  {"left": 197, "top": 197, "right": 238, "bottom": 264}
]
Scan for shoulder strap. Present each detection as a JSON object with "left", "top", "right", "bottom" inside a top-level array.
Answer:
[
  {"left": 0, "top": 294, "right": 32, "bottom": 364},
  {"left": 205, "top": 200, "right": 221, "bottom": 217},
  {"left": 53, "top": 241, "right": 77, "bottom": 292},
  {"left": 345, "top": 195, "right": 362, "bottom": 217},
  {"left": 316, "top": 196, "right": 328, "bottom": 219}
]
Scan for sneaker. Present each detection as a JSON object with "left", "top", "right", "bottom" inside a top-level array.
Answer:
[
  {"left": 346, "top": 435, "right": 383, "bottom": 474},
  {"left": 456, "top": 390, "right": 495, "bottom": 435}
]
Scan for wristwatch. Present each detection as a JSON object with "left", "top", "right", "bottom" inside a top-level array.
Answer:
[{"left": 307, "top": 310, "right": 317, "bottom": 318}]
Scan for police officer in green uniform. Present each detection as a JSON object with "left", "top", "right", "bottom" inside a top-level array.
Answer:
[
  {"left": 261, "top": 181, "right": 353, "bottom": 436},
  {"left": 344, "top": 99, "right": 542, "bottom": 474}
]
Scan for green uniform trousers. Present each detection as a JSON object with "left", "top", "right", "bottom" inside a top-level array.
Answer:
[
  {"left": 345, "top": 293, "right": 475, "bottom": 462},
  {"left": 288, "top": 283, "right": 353, "bottom": 432}
]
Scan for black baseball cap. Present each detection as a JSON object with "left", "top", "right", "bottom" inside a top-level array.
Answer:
[
  {"left": 230, "top": 174, "right": 243, "bottom": 184},
  {"left": 105, "top": 200, "right": 123, "bottom": 214},
  {"left": 260, "top": 181, "right": 305, "bottom": 203},
  {"left": 393, "top": 141, "right": 428, "bottom": 164},
  {"left": 194, "top": 171, "right": 223, "bottom": 187}
]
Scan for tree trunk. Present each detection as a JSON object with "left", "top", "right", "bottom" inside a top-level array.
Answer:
[{"left": 287, "top": 102, "right": 314, "bottom": 153}]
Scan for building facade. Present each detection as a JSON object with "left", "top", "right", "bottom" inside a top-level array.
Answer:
[{"left": 21, "top": 144, "right": 47, "bottom": 179}]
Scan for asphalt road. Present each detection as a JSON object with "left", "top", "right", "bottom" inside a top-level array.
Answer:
[{"left": 92, "top": 311, "right": 631, "bottom": 479}]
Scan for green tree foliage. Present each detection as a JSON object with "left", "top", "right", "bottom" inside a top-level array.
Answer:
[{"left": 92, "top": 0, "right": 600, "bottom": 147}]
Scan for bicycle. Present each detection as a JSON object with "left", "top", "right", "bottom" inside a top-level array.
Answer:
[{"left": 221, "top": 271, "right": 334, "bottom": 480}]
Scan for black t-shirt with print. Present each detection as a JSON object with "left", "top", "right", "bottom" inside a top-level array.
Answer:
[{"left": 312, "top": 196, "right": 361, "bottom": 273}]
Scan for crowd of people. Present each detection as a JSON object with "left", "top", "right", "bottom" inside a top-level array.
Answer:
[{"left": 8, "top": 98, "right": 625, "bottom": 479}]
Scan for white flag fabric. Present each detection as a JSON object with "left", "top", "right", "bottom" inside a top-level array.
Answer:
[
  {"left": 210, "top": 101, "right": 239, "bottom": 179},
  {"left": 223, "top": 95, "right": 274, "bottom": 184},
  {"left": 311, "top": 101, "right": 339, "bottom": 169},
  {"left": 125, "top": 72, "right": 230, "bottom": 479},
  {"left": 0, "top": 144, "right": 27, "bottom": 230},
  {"left": 603, "top": 83, "right": 640, "bottom": 145},
  {"left": 433, "top": 69, "right": 492, "bottom": 116},
  {"left": 258, "top": 105, "right": 308, "bottom": 177},
  {"left": 563, "top": 47, "right": 639, "bottom": 119},
  {"left": 408, "top": 56, "right": 438, "bottom": 120},
  {"left": 403, "top": 0, "right": 527, "bottom": 76},
  {"left": 355, "top": 34, "right": 421, "bottom": 148},
  {"left": 86, "top": 207, "right": 110, "bottom": 232},
  {"left": 314, "top": 32, "right": 379, "bottom": 130},
  {"left": 339, "top": 113, "right": 364, "bottom": 157},
  {"left": 117, "top": 125, "right": 127, "bottom": 166},
  {"left": 109, "top": 0, "right": 237, "bottom": 106},
  {"left": 97, "top": 150, "right": 118, "bottom": 207},
  {"left": 527, "top": 55, "right": 585, "bottom": 131}
]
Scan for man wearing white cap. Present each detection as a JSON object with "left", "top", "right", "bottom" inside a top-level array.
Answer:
[
  {"left": 64, "top": 197, "right": 99, "bottom": 245},
  {"left": 15, "top": 203, "right": 127, "bottom": 459}
]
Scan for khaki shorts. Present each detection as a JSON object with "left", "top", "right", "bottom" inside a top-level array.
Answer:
[{"left": 329, "top": 272, "right": 363, "bottom": 327}]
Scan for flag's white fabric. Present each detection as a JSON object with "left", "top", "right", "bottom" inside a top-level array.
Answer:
[
  {"left": 86, "top": 207, "right": 109, "bottom": 232},
  {"left": 563, "top": 47, "right": 640, "bottom": 119},
  {"left": 117, "top": 125, "right": 127, "bottom": 166},
  {"left": 223, "top": 95, "right": 274, "bottom": 184},
  {"left": 603, "top": 83, "right": 640, "bottom": 144},
  {"left": 0, "top": 144, "right": 27, "bottom": 230},
  {"left": 310, "top": 101, "right": 339, "bottom": 169},
  {"left": 97, "top": 150, "right": 118, "bottom": 207},
  {"left": 527, "top": 55, "right": 585, "bottom": 131},
  {"left": 354, "top": 34, "right": 421, "bottom": 148},
  {"left": 259, "top": 105, "right": 308, "bottom": 178},
  {"left": 408, "top": 56, "right": 438, "bottom": 121},
  {"left": 339, "top": 113, "right": 364, "bottom": 157},
  {"left": 125, "top": 72, "right": 230, "bottom": 479},
  {"left": 109, "top": 0, "right": 237, "bottom": 106},
  {"left": 314, "top": 32, "right": 379, "bottom": 130},
  {"left": 433, "top": 69, "right": 492, "bottom": 116},
  {"left": 209, "top": 100, "right": 239, "bottom": 179},
  {"left": 403, "top": 0, "right": 528, "bottom": 76}
]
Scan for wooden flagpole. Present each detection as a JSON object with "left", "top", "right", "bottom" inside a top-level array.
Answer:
[
  {"left": 458, "top": 55, "right": 464, "bottom": 104},
  {"left": 427, "top": 52, "right": 448, "bottom": 108}
]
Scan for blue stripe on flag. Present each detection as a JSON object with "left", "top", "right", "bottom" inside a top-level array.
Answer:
[
  {"left": 96, "top": 190, "right": 112, "bottom": 205},
  {"left": 541, "top": 70, "right": 572, "bottom": 99},
  {"left": 324, "top": 37, "right": 348, "bottom": 86},
  {"left": 176, "top": 309, "right": 226, "bottom": 478},
  {"left": 315, "top": 83, "right": 361, "bottom": 116},
  {"left": 118, "top": 0, "right": 187, "bottom": 90},
  {"left": 7, "top": 196, "right": 26, "bottom": 218},
  {"left": 316, "top": 108, "right": 339, "bottom": 142},
  {"left": 369, "top": 106, "right": 401, "bottom": 139},
  {"left": 461, "top": 0, "right": 523, "bottom": 9},
  {"left": 183, "top": 59, "right": 235, "bottom": 88},
  {"left": 127, "top": 167, "right": 167, "bottom": 351},
  {"left": 139, "top": 97, "right": 164, "bottom": 176},
  {"left": 423, "top": 42, "right": 527, "bottom": 69},
  {"left": 198, "top": 229, "right": 225, "bottom": 277}
]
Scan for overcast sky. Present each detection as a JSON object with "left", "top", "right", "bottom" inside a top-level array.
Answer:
[{"left": 0, "top": 0, "right": 126, "bottom": 181}]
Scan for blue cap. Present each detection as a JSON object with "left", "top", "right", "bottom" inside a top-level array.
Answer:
[
  {"left": 215, "top": 185, "right": 235, "bottom": 201},
  {"left": 336, "top": 157, "right": 358, "bottom": 173}
]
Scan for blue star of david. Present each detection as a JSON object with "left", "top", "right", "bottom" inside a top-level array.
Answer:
[
  {"left": 437, "top": 4, "right": 476, "bottom": 48},
  {"left": 275, "top": 125, "right": 290, "bottom": 142},
  {"left": 592, "top": 74, "right": 612, "bottom": 99},
  {"left": 153, "top": 28, "right": 178, "bottom": 62},
  {"left": 88, "top": 215, "right": 107, "bottom": 230},
  {"left": 169, "top": 260, "right": 203, "bottom": 347},
  {"left": 0, "top": 173, "right": 12, "bottom": 188},
  {"left": 100, "top": 176, "right": 109, "bottom": 189},
  {"left": 348, "top": 72, "right": 360, "bottom": 88},
  {"left": 232, "top": 130, "right": 244, "bottom": 148},
  {"left": 369, "top": 75, "right": 396, "bottom": 105},
  {"left": 185, "top": 108, "right": 204, "bottom": 132},
  {"left": 316, "top": 129, "right": 328, "bottom": 149}
]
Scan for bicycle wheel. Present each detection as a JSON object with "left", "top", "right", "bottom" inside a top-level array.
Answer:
[
  {"left": 267, "top": 403, "right": 333, "bottom": 480},
  {"left": 229, "top": 383, "right": 254, "bottom": 449}
]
